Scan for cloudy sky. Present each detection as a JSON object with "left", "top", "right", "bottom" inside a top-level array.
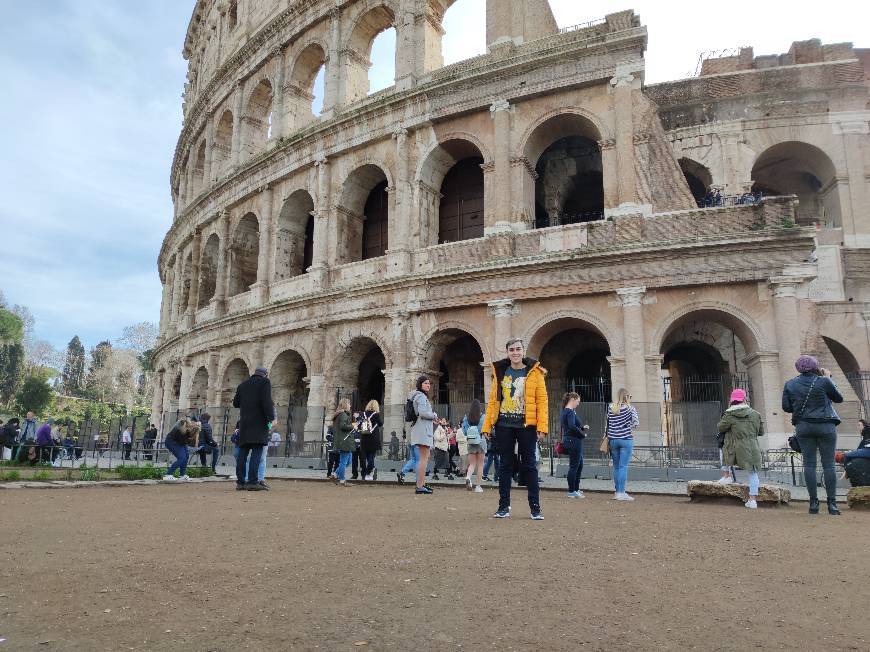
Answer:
[{"left": 1, "top": 0, "right": 865, "bottom": 353}]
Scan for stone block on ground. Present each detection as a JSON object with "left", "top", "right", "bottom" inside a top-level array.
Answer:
[
  {"left": 847, "top": 487, "right": 870, "bottom": 510},
  {"left": 687, "top": 480, "right": 790, "bottom": 505}
]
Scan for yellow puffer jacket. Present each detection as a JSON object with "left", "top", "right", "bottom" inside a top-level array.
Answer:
[{"left": 482, "top": 358, "right": 548, "bottom": 434}]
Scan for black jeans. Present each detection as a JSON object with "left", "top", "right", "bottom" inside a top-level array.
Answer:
[
  {"left": 198, "top": 444, "right": 219, "bottom": 471},
  {"left": 362, "top": 450, "right": 376, "bottom": 477},
  {"left": 327, "top": 450, "right": 339, "bottom": 476},
  {"left": 352, "top": 449, "right": 362, "bottom": 478},
  {"left": 496, "top": 425, "right": 540, "bottom": 510},
  {"left": 123, "top": 443, "right": 132, "bottom": 460},
  {"left": 796, "top": 422, "right": 838, "bottom": 502},
  {"left": 236, "top": 445, "right": 264, "bottom": 487},
  {"left": 564, "top": 436, "right": 584, "bottom": 493}
]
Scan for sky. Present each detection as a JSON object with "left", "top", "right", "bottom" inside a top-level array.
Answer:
[{"left": 1, "top": 0, "right": 866, "bottom": 354}]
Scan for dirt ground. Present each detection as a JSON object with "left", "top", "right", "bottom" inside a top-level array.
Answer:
[{"left": 0, "top": 481, "right": 867, "bottom": 651}]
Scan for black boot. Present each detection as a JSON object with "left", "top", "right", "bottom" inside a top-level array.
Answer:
[
  {"left": 809, "top": 499, "right": 820, "bottom": 515},
  {"left": 827, "top": 499, "right": 841, "bottom": 516}
]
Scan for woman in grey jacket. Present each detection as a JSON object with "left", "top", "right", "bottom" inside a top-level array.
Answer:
[{"left": 409, "top": 375, "right": 438, "bottom": 495}]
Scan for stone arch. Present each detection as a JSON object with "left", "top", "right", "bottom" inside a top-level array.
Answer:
[
  {"left": 270, "top": 348, "right": 309, "bottom": 407},
  {"left": 197, "top": 233, "right": 220, "bottom": 309},
  {"left": 337, "top": 162, "right": 392, "bottom": 263},
  {"left": 415, "top": 132, "right": 493, "bottom": 182},
  {"left": 192, "top": 139, "right": 206, "bottom": 195},
  {"left": 275, "top": 189, "right": 315, "bottom": 280},
  {"left": 821, "top": 336, "right": 860, "bottom": 375},
  {"left": 177, "top": 252, "right": 194, "bottom": 318},
  {"left": 412, "top": 319, "right": 492, "bottom": 369},
  {"left": 229, "top": 212, "right": 259, "bottom": 296},
  {"left": 220, "top": 357, "right": 250, "bottom": 406},
  {"left": 751, "top": 141, "right": 840, "bottom": 226},
  {"left": 344, "top": 2, "right": 397, "bottom": 102},
  {"left": 213, "top": 109, "right": 233, "bottom": 175},
  {"left": 524, "top": 310, "right": 618, "bottom": 358},
  {"left": 242, "top": 78, "right": 273, "bottom": 158},
  {"left": 650, "top": 304, "right": 765, "bottom": 361},
  {"left": 328, "top": 334, "right": 390, "bottom": 410},
  {"left": 189, "top": 366, "right": 209, "bottom": 408},
  {"left": 412, "top": 325, "right": 486, "bottom": 413},
  {"left": 333, "top": 325, "right": 395, "bottom": 372},
  {"left": 287, "top": 41, "right": 327, "bottom": 130},
  {"left": 678, "top": 157, "right": 713, "bottom": 206},
  {"left": 518, "top": 108, "right": 609, "bottom": 164}
]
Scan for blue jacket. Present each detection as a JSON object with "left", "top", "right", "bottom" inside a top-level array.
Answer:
[
  {"left": 561, "top": 407, "right": 586, "bottom": 440},
  {"left": 782, "top": 372, "right": 843, "bottom": 425}
]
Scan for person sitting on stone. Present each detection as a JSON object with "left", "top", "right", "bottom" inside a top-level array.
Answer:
[{"left": 841, "top": 419, "right": 870, "bottom": 463}]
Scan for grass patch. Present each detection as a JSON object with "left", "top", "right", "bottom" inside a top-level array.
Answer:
[
  {"left": 31, "top": 470, "right": 52, "bottom": 481},
  {"left": 116, "top": 464, "right": 166, "bottom": 481},
  {"left": 2, "top": 470, "right": 21, "bottom": 481}
]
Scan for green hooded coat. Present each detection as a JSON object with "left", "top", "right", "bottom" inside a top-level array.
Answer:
[{"left": 717, "top": 404, "right": 763, "bottom": 471}]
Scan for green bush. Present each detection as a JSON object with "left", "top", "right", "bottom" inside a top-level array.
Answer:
[
  {"left": 2, "top": 470, "right": 21, "bottom": 481},
  {"left": 80, "top": 467, "right": 99, "bottom": 482},
  {"left": 116, "top": 464, "right": 166, "bottom": 481},
  {"left": 187, "top": 466, "right": 214, "bottom": 479},
  {"left": 31, "top": 470, "right": 51, "bottom": 481}
]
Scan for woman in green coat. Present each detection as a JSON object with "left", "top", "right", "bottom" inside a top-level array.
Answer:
[
  {"left": 332, "top": 398, "right": 356, "bottom": 486},
  {"left": 716, "top": 388, "right": 763, "bottom": 509}
]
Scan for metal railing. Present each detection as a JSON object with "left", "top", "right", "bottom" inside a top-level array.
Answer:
[
  {"left": 559, "top": 18, "right": 606, "bottom": 34},
  {"left": 697, "top": 191, "right": 763, "bottom": 208}
]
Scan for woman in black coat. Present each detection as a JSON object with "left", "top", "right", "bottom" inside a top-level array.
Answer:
[
  {"left": 232, "top": 367, "right": 276, "bottom": 491},
  {"left": 360, "top": 400, "right": 383, "bottom": 481}
]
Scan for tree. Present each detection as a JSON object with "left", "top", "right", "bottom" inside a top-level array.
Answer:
[
  {"left": 0, "top": 341, "right": 25, "bottom": 405},
  {"left": 85, "top": 341, "right": 113, "bottom": 399},
  {"left": 15, "top": 374, "right": 53, "bottom": 415},
  {"left": 118, "top": 322, "right": 158, "bottom": 355},
  {"left": 62, "top": 335, "right": 86, "bottom": 395},
  {"left": 0, "top": 308, "right": 24, "bottom": 343},
  {"left": 25, "top": 339, "right": 63, "bottom": 376}
]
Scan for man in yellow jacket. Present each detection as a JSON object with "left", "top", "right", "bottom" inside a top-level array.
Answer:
[{"left": 482, "top": 337, "right": 548, "bottom": 520}]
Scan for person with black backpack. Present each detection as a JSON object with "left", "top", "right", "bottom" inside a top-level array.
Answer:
[
  {"left": 360, "top": 400, "right": 383, "bottom": 481},
  {"left": 461, "top": 399, "right": 486, "bottom": 492}
]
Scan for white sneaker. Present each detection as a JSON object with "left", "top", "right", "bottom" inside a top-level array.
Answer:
[
  {"left": 745, "top": 499, "right": 758, "bottom": 509},
  {"left": 575, "top": 490, "right": 586, "bottom": 498},
  {"left": 179, "top": 475, "right": 190, "bottom": 482},
  {"left": 364, "top": 475, "right": 374, "bottom": 481},
  {"left": 615, "top": 492, "right": 635, "bottom": 501},
  {"left": 162, "top": 475, "right": 175, "bottom": 481},
  {"left": 473, "top": 485, "right": 483, "bottom": 493},
  {"left": 717, "top": 476, "right": 734, "bottom": 485}
]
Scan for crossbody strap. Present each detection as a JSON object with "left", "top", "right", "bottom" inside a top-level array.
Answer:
[{"left": 796, "top": 376, "right": 818, "bottom": 419}]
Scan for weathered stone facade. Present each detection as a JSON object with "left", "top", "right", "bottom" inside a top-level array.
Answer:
[{"left": 153, "top": 0, "right": 870, "bottom": 449}]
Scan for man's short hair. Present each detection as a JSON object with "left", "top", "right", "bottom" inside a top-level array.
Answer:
[{"left": 505, "top": 338, "right": 524, "bottom": 350}]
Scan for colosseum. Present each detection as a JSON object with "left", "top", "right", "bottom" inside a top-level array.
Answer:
[{"left": 152, "top": 0, "right": 870, "bottom": 453}]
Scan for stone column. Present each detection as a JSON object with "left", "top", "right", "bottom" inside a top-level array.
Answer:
[
  {"left": 159, "top": 272, "right": 171, "bottom": 336},
  {"left": 252, "top": 185, "right": 274, "bottom": 305},
  {"left": 203, "top": 119, "right": 214, "bottom": 186},
  {"left": 177, "top": 357, "right": 193, "bottom": 413},
  {"left": 488, "top": 100, "right": 512, "bottom": 234},
  {"left": 388, "top": 128, "right": 412, "bottom": 275},
  {"left": 598, "top": 138, "right": 618, "bottom": 210},
  {"left": 231, "top": 83, "right": 244, "bottom": 166},
  {"left": 743, "top": 351, "right": 785, "bottom": 448},
  {"left": 616, "top": 286, "right": 647, "bottom": 401},
  {"left": 186, "top": 228, "right": 203, "bottom": 328},
  {"left": 170, "top": 247, "right": 185, "bottom": 334},
  {"left": 832, "top": 115, "right": 870, "bottom": 245},
  {"left": 644, "top": 354, "right": 665, "bottom": 405},
  {"left": 488, "top": 299, "right": 517, "bottom": 357},
  {"left": 271, "top": 47, "right": 286, "bottom": 142},
  {"left": 162, "top": 363, "right": 177, "bottom": 424},
  {"left": 609, "top": 66, "right": 638, "bottom": 208},
  {"left": 770, "top": 277, "right": 803, "bottom": 432},
  {"left": 211, "top": 210, "right": 231, "bottom": 317},
  {"left": 304, "top": 326, "right": 327, "bottom": 442},
  {"left": 321, "top": 7, "right": 341, "bottom": 118},
  {"left": 309, "top": 157, "right": 331, "bottom": 289},
  {"left": 151, "top": 369, "right": 165, "bottom": 429},
  {"left": 206, "top": 351, "right": 221, "bottom": 407},
  {"left": 721, "top": 132, "right": 751, "bottom": 196}
]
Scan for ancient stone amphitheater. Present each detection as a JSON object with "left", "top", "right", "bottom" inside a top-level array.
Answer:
[{"left": 152, "top": 0, "right": 870, "bottom": 450}]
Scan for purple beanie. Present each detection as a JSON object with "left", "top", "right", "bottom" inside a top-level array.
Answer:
[{"left": 795, "top": 355, "right": 819, "bottom": 374}]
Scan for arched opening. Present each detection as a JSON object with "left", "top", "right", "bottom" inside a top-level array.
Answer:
[
  {"left": 213, "top": 110, "right": 233, "bottom": 177},
  {"left": 333, "top": 337, "right": 386, "bottom": 412},
  {"left": 178, "top": 252, "right": 194, "bottom": 318},
  {"left": 751, "top": 141, "right": 840, "bottom": 227},
  {"left": 659, "top": 310, "right": 757, "bottom": 446},
  {"left": 679, "top": 158, "right": 713, "bottom": 206},
  {"left": 526, "top": 114, "right": 604, "bottom": 228},
  {"left": 229, "top": 213, "right": 259, "bottom": 296},
  {"left": 242, "top": 78, "right": 273, "bottom": 158},
  {"left": 338, "top": 164, "right": 390, "bottom": 264},
  {"left": 189, "top": 367, "right": 209, "bottom": 409},
  {"left": 441, "top": 0, "right": 486, "bottom": 65},
  {"left": 275, "top": 190, "right": 315, "bottom": 280},
  {"left": 221, "top": 358, "right": 249, "bottom": 406},
  {"left": 193, "top": 140, "right": 206, "bottom": 195},
  {"left": 288, "top": 43, "right": 327, "bottom": 131},
  {"left": 198, "top": 234, "right": 220, "bottom": 309},
  {"left": 423, "top": 329, "right": 485, "bottom": 419},
  {"left": 271, "top": 349, "right": 309, "bottom": 450},
  {"left": 346, "top": 6, "right": 396, "bottom": 102}
]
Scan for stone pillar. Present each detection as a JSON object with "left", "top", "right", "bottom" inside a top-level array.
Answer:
[
  {"left": 388, "top": 128, "right": 412, "bottom": 275},
  {"left": 304, "top": 326, "right": 327, "bottom": 442},
  {"left": 609, "top": 66, "right": 639, "bottom": 208},
  {"left": 770, "top": 277, "right": 802, "bottom": 431},
  {"left": 721, "top": 132, "right": 751, "bottom": 195},
  {"left": 162, "top": 364, "right": 177, "bottom": 425},
  {"left": 151, "top": 369, "right": 165, "bottom": 429},
  {"left": 203, "top": 120, "right": 214, "bottom": 186},
  {"left": 616, "top": 286, "right": 647, "bottom": 402},
  {"left": 231, "top": 83, "right": 244, "bottom": 166},
  {"left": 321, "top": 7, "right": 341, "bottom": 118},
  {"left": 206, "top": 351, "right": 221, "bottom": 407},
  {"left": 599, "top": 138, "right": 618, "bottom": 210},
  {"left": 159, "top": 272, "right": 171, "bottom": 336},
  {"left": 309, "top": 157, "right": 331, "bottom": 289},
  {"left": 252, "top": 185, "right": 274, "bottom": 305},
  {"left": 170, "top": 247, "right": 185, "bottom": 334},
  {"left": 607, "top": 356, "right": 627, "bottom": 398},
  {"left": 186, "top": 229, "right": 203, "bottom": 328},
  {"left": 178, "top": 357, "right": 193, "bottom": 413},
  {"left": 644, "top": 354, "right": 665, "bottom": 405},
  {"left": 211, "top": 210, "right": 231, "bottom": 317},
  {"left": 488, "top": 299, "right": 517, "bottom": 357},
  {"left": 832, "top": 115, "right": 870, "bottom": 246},
  {"left": 488, "top": 100, "right": 512, "bottom": 234},
  {"left": 271, "top": 47, "right": 286, "bottom": 142},
  {"left": 743, "top": 351, "right": 785, "bottom": 448}
]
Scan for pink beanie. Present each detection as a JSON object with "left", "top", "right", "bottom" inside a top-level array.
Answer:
[{"left": 729, "top": 388, "right": 747, "bottom": 403}]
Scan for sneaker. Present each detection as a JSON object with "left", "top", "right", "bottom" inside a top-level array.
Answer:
[
  {"left": 162, "top": 475, "right": 175, "bottom": 481},
  {"left": 235, "top": 484, "right": 246, "bottom": 491},
  {"left": 615, "top": 492, "right": 635, "bottom": 501},
  {"left": 246, "top": 483, "right": 267, "bottom": 491},
  {"left": 257, "top": 481, "right": 270, "bottom": 490},
  {"left": 339, "top": 480, "right": 347, "bottom": 486},
  {"left": 178, "top": 475, "right": 190, "bottom": 482},
  {"left": 493, "top": 507, "right": 510, "bottom": 519},
  {"left": 364, "top": 475, "right": 374, "bottom": 481},
  {"left": 530, "top": 508, "right": 544, "bottom": 521},
  {"left": 575, "top": 491, "right": 585, "bottom": 498},
  {"left": 465, "top": 478, "right": 473, "bottom": 491},
  {"left": 745, "top": 499, "right": 758, "bottom": 509},
  {"left": 331, "top": 475, "right": 339, "bottom": 484},
  {"left": 717, "top": 476, "right": 734, "bottom": 485},
  {"left": 481, "top": 476, "right": 491, "bottom": 482},
  {"left": 446, "top": 474, "right": 455, "bottom": 480},
  {"left": 473, "top": 485, "right": 484, "bottom": 493},
  {"left": 415, "top": 486, "right": 434, "bottom": 495},
  {"left": 567, "top": 491, "right": 580, "bottom": 498},
  {"left": 432, "top": 474, "right": 440, "bottom": 481}
]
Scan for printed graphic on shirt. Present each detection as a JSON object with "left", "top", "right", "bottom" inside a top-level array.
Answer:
[{"left": 498, "top": 367, "right": 527, "bottom": 426}]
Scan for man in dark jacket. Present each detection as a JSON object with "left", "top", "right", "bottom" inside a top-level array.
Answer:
[
  {"left": 232, "top": 367, "right": 275, "bottom": 491},
  {"left": 197, "top": 413, "right": 220, "bottom": 472}
]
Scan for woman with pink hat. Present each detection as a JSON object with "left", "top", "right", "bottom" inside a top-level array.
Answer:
[{"left": 716, "top": 388, "right": 764, "bottom": 509}]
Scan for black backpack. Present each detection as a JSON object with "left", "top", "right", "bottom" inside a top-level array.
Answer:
[
  {"left": 404, "top": 395, "right": 418, "bottom": 424},
  {"left": 844, "top": 458, "right": 870, "bottom": 487}
]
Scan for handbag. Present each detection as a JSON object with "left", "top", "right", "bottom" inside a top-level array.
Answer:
[
  {"left": 555, "top": 441, "right": 566, "bottom": 456},
  {"left": 788, "top": 376, "right": 818, "bottom": 453}
]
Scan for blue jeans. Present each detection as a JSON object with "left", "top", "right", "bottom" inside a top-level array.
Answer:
[
  {"left": 483, "top": 448, "right": 499, "bottom": 479},
  {"left": 236, "top": 445, "right": 264, "bottom": 486},
  {"left": 165, "top": 438, "right": 189, "bottom": 476},
  {"left": 198, "top": 444, "right": 219, "bottom": 471},
  {"left": 496, "top": 425, "right": 539, "bottom": 509},
  {"left": 610, "top": 438, "right": 633, "bottom": 493},
  {"left": 235, "top": 445, "right": 267, "bottom": 482},
  {"left": 401, "top": 444, "right": 419, "bottom": 475},
  {"left": 564, "top": 436, "right": 584, "bottom": 493},
  {"left": 335, "top": 451, "right": 353, "bottom": 480}
]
